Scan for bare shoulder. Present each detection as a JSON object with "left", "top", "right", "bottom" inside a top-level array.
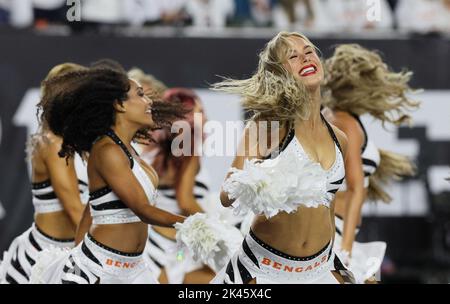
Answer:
[
  {"left": 242, "top": 119, "right": 288, "bottom": 158},
  {"left": 91, "top": 138, "right": 130, "bottom": 170},
  {"left": 332, "top": 111, "right": 361, "bottom": 132}
]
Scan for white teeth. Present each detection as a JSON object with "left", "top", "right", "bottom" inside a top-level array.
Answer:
[{"left": 300, "top": 66, "right": 315, "bottom": 76}]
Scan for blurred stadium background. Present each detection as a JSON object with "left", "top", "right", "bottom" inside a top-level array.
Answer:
[{"left": 0, "top": 0, "right": 449, "bottom": 283}]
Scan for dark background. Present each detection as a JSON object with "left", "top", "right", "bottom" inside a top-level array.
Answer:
[{"left": 0, "top": 29, "right": 449, "bottom": 282}]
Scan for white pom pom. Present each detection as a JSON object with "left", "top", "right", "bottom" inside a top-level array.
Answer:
[
  {"left": 223, "top": 149, "right": 330, "bottom": 218},
  {"left": 29, "top": 247, "right": 70, "bottom": 284},
  {"left": 175, "top": 213, "right": 243, "bottom": 272}
]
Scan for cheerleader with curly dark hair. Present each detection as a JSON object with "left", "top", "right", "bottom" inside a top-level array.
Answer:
[{"left": 31, "top": 68, "right": 186, "bottom": 284}]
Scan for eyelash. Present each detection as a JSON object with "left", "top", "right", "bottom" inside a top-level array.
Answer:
[{"left": 290, "top": 51, "right": 313, "bottom": 59}]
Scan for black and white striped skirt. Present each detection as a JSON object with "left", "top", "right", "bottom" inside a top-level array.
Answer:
[
  {"left": 333, "top": 215, "right": 386, "bottom": 283},
  {"left": 211, "top": 230, "right": 355, "bottom": 284},
  {"left": 0, "top": 223, "right": 74, "bottom": 284},
  {"left": 54, "top": 234, "right": 159, "bottom": 284}
]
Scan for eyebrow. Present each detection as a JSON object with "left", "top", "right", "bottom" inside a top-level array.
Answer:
[{"left": 290, "top": 45, "right": 312, "bottom": 52}]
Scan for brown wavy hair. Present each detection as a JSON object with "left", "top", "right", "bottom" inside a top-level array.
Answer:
[{"left": 148, "top": 88, "right": 202, "bottom": 182}]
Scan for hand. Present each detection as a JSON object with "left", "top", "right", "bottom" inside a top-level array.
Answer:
[{"left": 336, "top": 248, "right": 351, "bottom": 267}]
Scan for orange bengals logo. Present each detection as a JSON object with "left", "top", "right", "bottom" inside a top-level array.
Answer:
[
  {"left": 105, "top": 259, "right": 139, "bottom": 269},
  {"left": 261, "top": 254, "right": 328, "bottom": 273}
]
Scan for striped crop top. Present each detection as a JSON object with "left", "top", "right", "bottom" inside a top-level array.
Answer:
[
  {"left": 89, "top": 130, "right": 158, "bottom": 225},
  {"left": 340, "top": 114, "right": 380, "bottom": 191}
]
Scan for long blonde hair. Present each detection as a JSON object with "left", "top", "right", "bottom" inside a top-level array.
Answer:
[
  {"left": 323, "top": 44, "right": 418, "bottom": 203},
  {"left": 127, "top": 67, "right": 168, "bottom": 99},
  {"left": 368, "top": 149, "right": 416, "bottom": 203},
  {"left": 323, "top": 44, "right": 419, "bottom": 126},
  {"left": 212, "top": 31, "right": 315, "bottom": 124}
]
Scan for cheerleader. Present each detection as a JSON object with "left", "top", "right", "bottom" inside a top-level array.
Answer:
[
  {"left": 32, "top": 68, "right": 186, "bottom": 284},
  {"left": 322, "top": 44, "right": 418, "bottom": 283},
  {"left": 0, "top": 63, "right": 87, "bottom": 284},
  {"left": 211, "top": 31, "right": 354, "bottom": 284},
  {"left": 125, "top": 71, "right": 213, "bottom": 283},
  {"left": 124, "top": 71, "right": 214, "bottom": 283},
  {"left": 140, "top": 88, "right": 217, "bottom": 284}
]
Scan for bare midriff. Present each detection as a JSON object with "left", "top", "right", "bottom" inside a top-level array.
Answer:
[{"left": 251, "top": 205, "right": 333, "bottom": 257}]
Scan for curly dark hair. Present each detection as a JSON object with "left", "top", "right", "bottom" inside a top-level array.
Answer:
[
  {"left": 44, "top": 67, "right": 189, "bottom": 160},
  {"left": 44, "top": 68, "right": 131, "bottom": 158},
  {"left": 90, "top": 58, "right": 127, "bottom": 74},
  {"left": 37, "top": 63, "right": 87, "bottom": 128}
]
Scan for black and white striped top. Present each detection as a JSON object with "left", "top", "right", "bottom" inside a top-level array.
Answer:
[
  {"left": 340, "top": 114, "right": 380, "bottom": 191},
  {"left": 156, "top": 166, "right": 210, "bottom": 215},
  {"left": 89, "top": 131, "right": 158, "bottom": 225},
  {"left": 32, "top": 179, "right": 87, "bottom": 214}
]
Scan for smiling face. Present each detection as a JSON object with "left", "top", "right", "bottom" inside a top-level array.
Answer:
[
  {"left": 121, "top": 79, "right": 155, "bottom": 128},
  {"left": 283, "top": 36, "right": 324, "bottom": 91}
]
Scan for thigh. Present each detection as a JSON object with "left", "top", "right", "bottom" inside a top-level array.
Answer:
[
  {"left": 183, "top": 266, "right": 216, "bottom": 284},
  {"left": 331, "top": 271, "right": 345, "bottom": 284},
  {"left": 158, "top": 268, "right": 169, "bottom": 284}
]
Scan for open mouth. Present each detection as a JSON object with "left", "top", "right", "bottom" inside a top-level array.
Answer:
[
  {"left": 145, "top": 108, "right": 152, "bottom": 115},
  {"left": 299, "top": 64, "right": 317, "bottom": 77}
]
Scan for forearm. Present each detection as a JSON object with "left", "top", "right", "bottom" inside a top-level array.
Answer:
[
  {"left": 138, "top": 205, "right": 185, "bottom": 227},
  {"left": 65, "top": 202, "right": 85, "bottom": 227},
  {"left": 75, "top": 204, "right": 91, "bottom": 245},
  {"left": 341, "top": 190, "right": 364, "bottom": 252},
  {"left": 180, "top": 198, "right": 204, "bottom": 216}
]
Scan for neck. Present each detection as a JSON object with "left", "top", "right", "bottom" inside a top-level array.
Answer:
[
  {"left": 111, "top": 121, "right": 139, "bottom": 148},
  {"left": 296, "top": 88, "right": 322, "bottom": 129}
]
